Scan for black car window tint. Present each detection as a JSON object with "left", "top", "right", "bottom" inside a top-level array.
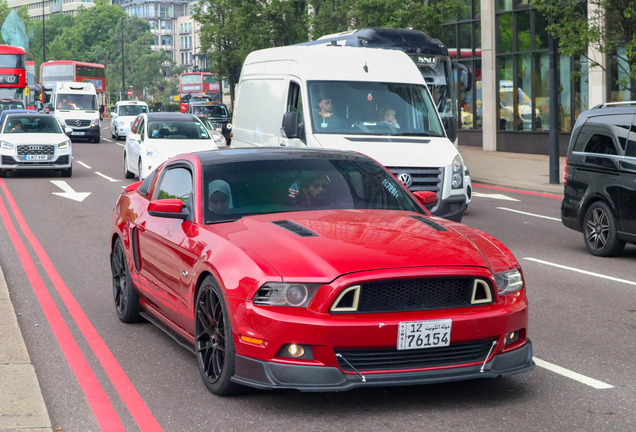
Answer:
[
  {"left": 588, "top": 114, "right": 634, "bottom": 151},
  {"left": 156, "top": 167, "right": 193, "bottom": 204},
  {"left": 625, "top": 141, "right": 636, "bottom": 158},
  {"left": 138, "top": 170, "right": 156, "bottom": 196},
  {"left": 584, "top": 134, "right": 618, "bottom": 155}
]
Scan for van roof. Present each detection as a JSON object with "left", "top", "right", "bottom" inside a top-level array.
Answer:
[
  {"left": 54, "top": 82, "right": 96, "bottom": 92},
  {"left": 116, "top": 100, "right": 148, "bottom": 106},
  {"left": 242, "top": 45, "right": 425, "bottom": 84}
]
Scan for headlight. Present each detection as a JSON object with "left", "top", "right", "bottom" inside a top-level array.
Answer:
[
  {"left": 494, "top": 269, "right": 524, "bottom": 295},
  {"left": 58, "top": 140, "right": 71, "bottom": 150},
  {"left": 226, "top": 123, "right": 232, "bottom": 130},
  {"left": 253, "top": 283, "right": 320, "bottom": 307},
  {"left": 451, "top": 154, "right": 463, "bottom": 189},
  {"left": 119, "top": 121, "right": 125, "bottom": 127},
  {"left": 91, "top": 118, "right": 100, "bottom": 127},
  {"left": 0, "top": 141, "right": 13, "bottom": 150}
]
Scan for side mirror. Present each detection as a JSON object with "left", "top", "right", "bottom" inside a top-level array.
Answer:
[
  {"left": 64, "top": 127, "right": 73, "bottom": 134},
  {"left": 148, "top": 199, "right": 190, "bottom": 219},
  {"left": 281, "top": 112, "right": 298, "bottom": 139},
  {"left": 413, "top": 191, "right": 439, "bottom": 206},
  {"left": 112, "top": 113, "right": 118, "bottom": 119},
  {"left": 129, "top": 133, "right": 141, "bottom": 143},
  {"left": 48, "top": 102, "right": 54, "bottom": 112}
]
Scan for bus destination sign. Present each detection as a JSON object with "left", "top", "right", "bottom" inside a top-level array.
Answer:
[{"left": 0, "top": 75, "right": 19, "bottom": 85}]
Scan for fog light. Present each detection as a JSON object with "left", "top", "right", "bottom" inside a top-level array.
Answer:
[
  {"left": 288, "top": 343, "right": 305, "bottom": 358},
  {"left": 505, "top": 330, "right": 520, "bottom": 346}
]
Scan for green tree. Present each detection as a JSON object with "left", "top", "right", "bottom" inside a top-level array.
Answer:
[
  {"left": 30, "top": 14, "right": 76, "bottom": 65},
  {"left": 532, "top": 0, "right": 636, "bottom": 94}
]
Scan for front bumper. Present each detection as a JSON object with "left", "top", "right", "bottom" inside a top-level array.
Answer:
[
  {"left": 428, "top": 195, "right": 467, "bottom": 222},
  {"left": 1, "top": 150, "right": 72, "bottom": 170},
  {"left": 67, "top": 125, "right": 100, "bottom": 139},
  {"left": 232, "top": 340, "right": 534, "bottom": 392},
  {"left": 114, "top": 124, "right": 130, "bottom": 137}
]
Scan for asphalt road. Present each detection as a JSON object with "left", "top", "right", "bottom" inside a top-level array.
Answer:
[{"left": 0, "top": 119, "right": 634, "bottom": 431}]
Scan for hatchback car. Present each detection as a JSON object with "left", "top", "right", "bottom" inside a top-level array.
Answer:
[
  {"left": 110, "top": 100, "right": 149, "bottom": 140},
  {"left": 110, "top": 148, "right": 533, "bottom": 395},
  {"left": 562, "top": 102, "right": 636, "bottom": 256},
  {"left": 0, "top": 112, "right": 73, "bottom": 177},
  {"left": 123, "top": 112, "right": 218, "bottom": 180}
]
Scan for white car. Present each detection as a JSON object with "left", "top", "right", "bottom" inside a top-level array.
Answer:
[
  {"left": 110, "top": 100, "right": 149, "bottom": 140},
  {"left": 124, "top": 113, "right": 218, "bottom": 180},
  {"left": 196, "top": 116, "right": 227, "bottom": 147},
  {"left": 0, "top": 112, "right": 73, "bottom": 177}
]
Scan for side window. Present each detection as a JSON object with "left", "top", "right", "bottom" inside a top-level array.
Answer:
[
  {"left": 286, "top": 81, "right": 304, "bottom": 135},
  {"left": 131, "top": 117, "right": 139, "bottom": 134},
  {"left": 584, "top": 134, "right": 618, "bottom": 155},
  {"left": 587, "top": 114, "right": 634, "bottom": 151},
  {"left": 138, "top": 118, "right": 146, "bottom": 140},
  {"left": 137, "top": 170, "right": 157, "bottom": 196},
  {"left": 155, "top": 167, "right": 193, "bottom": 205},
  {"left": 626, "top": 141, "right": 636, "bottom": 158}
]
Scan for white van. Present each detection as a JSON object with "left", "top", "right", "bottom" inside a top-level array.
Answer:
[
  {"left": 231, "top": 45, "right": 468, "bottom": 221},
  {"left": 110, "top": 100, "right": 149, "bottom": 140},
  {"left": 49, "top": 82, "right": 101, "bottom": 143}
]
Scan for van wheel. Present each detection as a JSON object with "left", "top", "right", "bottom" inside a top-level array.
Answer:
[
  {"left": 583, "top": 201, "right": 625, "bottom": 257},
  {"left": 0, "top": 169, "right": 6, "bottom": 178},
  {"left": 93, "top": 135, "right": 101, "bottom": 143}
]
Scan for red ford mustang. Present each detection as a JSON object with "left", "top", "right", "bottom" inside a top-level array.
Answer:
[{"left": 110, "top": 148, "right": 534, "bottom": 395}]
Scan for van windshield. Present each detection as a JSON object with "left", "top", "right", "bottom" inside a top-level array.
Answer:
[
  {"left": 56, "top": 94, "right": 97, "bottom": 111},
  {"left": 308, "top": 81, "right": 446, "bottom": 138},
  {"left": 118, "top": 105, "right": 147, "bottom": 116}
]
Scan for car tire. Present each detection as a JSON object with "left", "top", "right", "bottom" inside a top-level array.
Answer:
[
  {"left": 583, "top": 201, "right": 625, "bottom": 257},
  {"left": 0, "top": 169, "right": 6, "bottom": 178},
  {"left": 61, "top": 167, "right": 72, "bottom": 177},
  {"left": 194, "top": 277, "right": 247, "bottom": 396},
  {"left": 124, "top": 153, "right": 134, "bottom": 179},
  {"left": 110, "top": 238, "right": 141, "bottom": 323},
  {"left": 138, "top": 159, "right": 144, "bottom": 180},
  {"left": 93, "top": 135, "right": 101, "bottom": 144},
  {"left": 111, "top": 130, "right": 115, "bottom": 139}
]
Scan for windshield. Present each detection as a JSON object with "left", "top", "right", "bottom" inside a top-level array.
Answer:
[
  {"left": 0, "top": 88, "right": 24, "bottom": 99},
  {"left": 191, "top": 105, "right": 228, "bottom": 117},
  {"left": 0, "top": 101, "right": 24, "bottom": 111},
  {"left": 3, "top": 115, "right": 62, "bottom": 134},
  {"left": 308, "top": 81, "right": 445, "bottom": 138},
  {"left": 148, "top": 120, "right": 210, "bottom": 140},
  {"left": 202, "top": 157, "right": 424, "bottom": 223},
  {"left": 118, "top": 105, "right": 147, "bottom": 116},
  {"left": 0, "top": 54, "right": 24, "bottom": 68},
  {"left": 56, "top": 94, "right": 97, "bottom": 111},
  {"left": 42, "top": 64, "right": 74, "bottom": 78}
]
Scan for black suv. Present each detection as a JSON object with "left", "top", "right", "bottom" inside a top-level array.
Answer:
[
  {"left": 185, "top": 101, "right": 231, "bottom": 143},
  {"left": 562, "top": 102, "right": 636, "bottom": 256}
]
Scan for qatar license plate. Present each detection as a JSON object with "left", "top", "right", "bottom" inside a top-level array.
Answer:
[
  {"left": 71, "top": 131, "right": 85, "bottom": 136},
  {"left": 25, "top": 155, "right": 47, "bottom": 161},
  {"left": 397, "top": 319, "right": 452, "bottom": 351}
]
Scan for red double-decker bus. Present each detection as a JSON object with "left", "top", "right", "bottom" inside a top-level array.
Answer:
[
  {"left": 0, "top": 45, "right": 33, "bottom": 106},
  {"left": 179, "top": 72, "right": 220, "bottom": 112},
  {"left": 40, "top": 61, "right": 108, "bottom": 116}
]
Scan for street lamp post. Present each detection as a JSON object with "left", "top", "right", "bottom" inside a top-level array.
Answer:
[
  {"left": 42, "top": 1, "right": 45, "bottom": 62},
  {"left": 121, "top": 16, "right": 126, "bottom": 101}
]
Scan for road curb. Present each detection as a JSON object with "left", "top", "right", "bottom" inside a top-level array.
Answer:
[{"left": 0, "top": 266, "right": 53, "bottom": 432}]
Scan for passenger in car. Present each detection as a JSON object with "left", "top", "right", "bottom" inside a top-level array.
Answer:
[{"left": 208, "top": 180, "right": 233, "bottom": 212}]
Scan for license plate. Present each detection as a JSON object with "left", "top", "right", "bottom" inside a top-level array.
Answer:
[
  {"left": 25, "top": 155, "right": 47, "bottom": 161},
  {"left": 397, "top": 319, "right": 452, "bottom": 350},
  {"left": 71, "top": 131, "right": 85, "bottom": 136}
]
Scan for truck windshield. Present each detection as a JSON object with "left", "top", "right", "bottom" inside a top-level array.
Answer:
[
  {"left": 57, "top": 94, "right": 97, "bottom": 111},
  {"left": 308, "top": 81, "right": 445, "bottom": 138}
]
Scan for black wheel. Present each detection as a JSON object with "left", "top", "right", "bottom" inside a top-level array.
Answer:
[
  {"left": 138, "top": 159, "right": 144, "bottom": 180},
  {"left": 93, "top": 135, "right": 101, "bottom": 143},
  {"left": 583, "top": 201, "right": 625, "bottom": 257},
  {"left": 194, "top": 277, "right": 246, "bottom": 396},
  {"left": 61, "top": 167, "right": 72, "bottom": 177},
  {"left": 110, "top": 238, "right": 141, "bottom": 323},
  {"left": 124, "top": 153, "right": 134, "bottom": 179},
  {"left": 0, "top": 169, "right": 6, "bottom": 178}
]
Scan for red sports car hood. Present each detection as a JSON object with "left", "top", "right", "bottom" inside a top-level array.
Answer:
[{"left": 209, "top": 210, "right": 512, "bottom": 282}]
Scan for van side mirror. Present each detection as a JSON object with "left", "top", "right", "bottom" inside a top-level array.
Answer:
[
  {"left": 282, "top": 112, "right": 299, "bottom": 139},
  {"left": 48, "top": 102, "right": 54, "bottom": 112}
]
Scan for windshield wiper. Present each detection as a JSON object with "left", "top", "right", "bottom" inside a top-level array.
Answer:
[{"left": 393, "top": 132, "right": 440, "bottom": 137}]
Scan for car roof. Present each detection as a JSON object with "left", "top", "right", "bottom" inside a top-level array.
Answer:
[
  {"left": 145, "top": 112, "right": 198, "bottom": 121},
  {"left": 190, "top": 101, "right": 226, "bottom": 107},
  {"left": 2, "top": 109, "right": 34, "bottom": 115},
  {"left": 194, "top": 147, "right": 370, "bottom": 166},
  {"left": 0, "top": 98, "right": 24, "bottom": 103},
  {"left": 116, "top": 101, "right": 148, "bottom": 106}
]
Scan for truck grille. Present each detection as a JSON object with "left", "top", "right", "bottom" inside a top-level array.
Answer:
[
  {"left": 17, "top": 145, "right": 55, "bottom": 155},
  {"left": 386, "top": 166, "right": 443, "bottom": 194},
  {"left": 336, "top": 339, "right": 497, "bottom": 371},
  {"left": 65, "top": 119, "right": 91, "bottom": 127},
  {"left": 356, "top": 277, "right": 478, "bottom": 313}
]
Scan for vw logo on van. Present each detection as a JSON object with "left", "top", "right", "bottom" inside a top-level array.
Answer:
[{"left": 397, "top": 173, "right": 413, "bottom": 188}]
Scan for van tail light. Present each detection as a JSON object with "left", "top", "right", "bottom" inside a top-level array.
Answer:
[{"left": 563, "top": 157, "right": 568, "bottom": 187}]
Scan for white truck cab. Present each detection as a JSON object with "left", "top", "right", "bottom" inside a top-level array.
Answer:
[
  {"left": 49, "top": 82, "right": 101, "bottom": 143},
  {"left": 232, "top": 45, "right": 468, "bottom": 221},
  {"left": 110, "top": 100, "right": 149, "bottom": 140}
]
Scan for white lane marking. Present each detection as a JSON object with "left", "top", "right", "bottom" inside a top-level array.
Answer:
[
  {"left": 534, "top": 358, "right": 613, "bottom": 389},
  {"left": 498, "top": 207, "right": 561, "bottom": 221},
  {"left": 114, "top": 142, "right": 124, "bottom": 147},
  {"left": 103, "top": 138, "right": 113, "bottom": 143},
  {"left": 524, "top": 257, "right": 636, "bottom": 286},
  {"left": 101, "top": 127, "right": 109, "bottom": 130},
  {"left": 95, "top": 172, "right": 121, "bottom": 182},
  {"left": 472, "top": 192, "right": 520, "bottom": 202},
  {"left": 76, "top": 161, "right": 91, "bottom": 169},
  {"left": 50, "top": 180, "right": 91, "bottom": 202}
]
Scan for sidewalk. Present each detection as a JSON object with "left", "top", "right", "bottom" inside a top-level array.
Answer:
[
  {"left": 459, "top": 145, "right": 566, "bottom": 196},
  {"left": 0, "top": 146, "right": 564, "bottom": 430}
]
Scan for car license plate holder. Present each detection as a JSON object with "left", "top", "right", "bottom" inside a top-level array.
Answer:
[
  {"left": 397, "top": 319, "right": 452, "bottom": 351},
  {"left": 71, "top": 131, "right": 85, "bottom": 136},
  {"left": 25, "top": 155, "right": 47, "bottom": 161}
]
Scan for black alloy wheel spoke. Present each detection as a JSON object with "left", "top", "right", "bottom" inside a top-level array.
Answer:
[{"left": 196, "top": 286, "right": 227, "bottom": 382}]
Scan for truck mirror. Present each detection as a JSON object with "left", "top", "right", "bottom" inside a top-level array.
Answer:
[{"left": 281, "top": 112, "right": 298, "bottom": 139}]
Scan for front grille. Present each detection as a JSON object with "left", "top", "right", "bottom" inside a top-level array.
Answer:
[
  {"left": 65, "top": 119, "right": 91, "bottom": 127},
  {"left": 336, "top": 340, "right": 496, "bottom": 371},
  {"left": 356, "top": 277, "right": 477, "bottom": 313},
  {"left": 17, "top": 145, "right": 55, "bottom": 155},
  {"left": 386, "top": 166, "right": 444, "bottom": 194}
]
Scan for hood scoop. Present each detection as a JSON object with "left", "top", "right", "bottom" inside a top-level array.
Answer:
[
  {"left": 410, "top": 215, "right": 449, "bottom": 232},
  {"left": 271, "top": 220, "right": 319, "bottom": 237}
]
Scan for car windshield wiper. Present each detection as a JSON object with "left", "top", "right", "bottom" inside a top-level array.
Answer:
[{"left": 392, "top": 132, "right": 440, "bottom": 137}]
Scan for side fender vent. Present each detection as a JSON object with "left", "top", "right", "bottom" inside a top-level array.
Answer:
[
  {"left": 410, "top": 215, "right": 449, "bottom": 232},
  {"left": 271, "top": 220, "right": 319, "bottom": 237}
]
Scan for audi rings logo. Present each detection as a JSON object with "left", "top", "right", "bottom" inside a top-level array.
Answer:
[
  {"left": 74, "top": 120, "right": 82, "bottom": 127},
  {"left": 397, "top": 173, "right": 413, "bottom": 188},
  {"left": 28, "top": 145, "right": 44, "bottom": 151}
]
